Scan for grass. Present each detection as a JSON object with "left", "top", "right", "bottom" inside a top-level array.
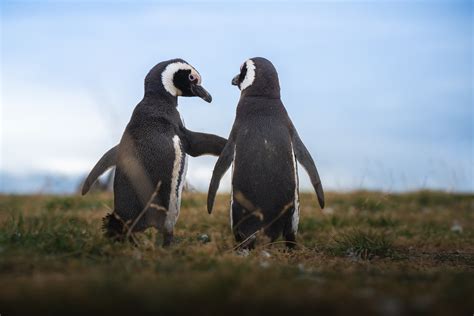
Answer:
[
  {"left": 0, "top": 191, "right": 473, "bottom": 315},
  {"left": 331, "top": 229, "right": 395, "bottom": 260}
]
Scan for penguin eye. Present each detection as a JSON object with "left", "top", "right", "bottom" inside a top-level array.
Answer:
[{"left": 188, "top": 74, "right": 196, "bottom": 82}]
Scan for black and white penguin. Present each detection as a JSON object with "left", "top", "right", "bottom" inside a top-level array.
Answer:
[
  {"left": 207, "top": 57, "right": 324, "bottom": 249},
  {"left": 90, "top": 59, "right": 226, "bottom": 246}
]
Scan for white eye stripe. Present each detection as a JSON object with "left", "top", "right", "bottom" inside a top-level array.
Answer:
[
  {"left": 239, "top": 60, "right": 255, "bottom": 91},
  {"left": 162, "top": 62, "right": 196, "bottom": 96}
]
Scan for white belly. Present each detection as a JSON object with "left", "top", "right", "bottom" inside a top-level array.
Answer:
[
  {"left": 164, "top": 135, "right": 187, "bottom": 232},
  {"left": 290, "top": 143, "right": 300, "bottom": 234},
  {"left": 230, "top": 145, "right": 237, "bottom": 228}
]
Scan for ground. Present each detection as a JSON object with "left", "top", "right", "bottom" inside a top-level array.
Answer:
[{"left": 0, "top": 191, "right": 473, "bottom": 315}]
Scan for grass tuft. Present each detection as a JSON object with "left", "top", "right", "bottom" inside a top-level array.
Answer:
[{"left": 331, "top": 229, "right": 395, "bottom": 260}]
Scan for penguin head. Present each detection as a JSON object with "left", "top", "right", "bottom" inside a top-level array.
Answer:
[
  {"left": 231, "top": 57, "right": 280, "bottom": 98},
  {"left": 145, "top": 58, "right": 212, "bottom": 103}
]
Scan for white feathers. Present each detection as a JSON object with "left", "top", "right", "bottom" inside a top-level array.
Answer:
[
  {"left": 161, "top": 62, "right": 195, "bottom": 97},
  {"left": 240, "top": 59, "right": 256, "bottom": 91},
  {"left": 178, "top": 152, "right": 188, "bottom": 215},
  {"left": 165, "top": 135, "right": 186, "bottom": 232},
  {"left": 230, "top": 145, "right": 237, "bottom": 228},
  {"left": 290, "top": 143, "right": 300, "bottom": 234}
]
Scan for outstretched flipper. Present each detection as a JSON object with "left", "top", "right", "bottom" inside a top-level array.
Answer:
[
  {"left": 207, "top": 139, "right": 235, "bottom": 214},
  {"left": 82, "top": 130, "right": 225, "bottom": 196},
  {"left": 81, "top": 145, "right": 118, "bottom": 195},
  {"left": 182, "top": 128, "right": 227, "bottom": 157},
  {"left": 291, "top": 130, "right": 325, "bottom": 209}
]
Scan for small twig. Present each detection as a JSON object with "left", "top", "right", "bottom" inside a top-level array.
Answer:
[
  {"left": 125, "top": 181, "right": 162, "bottom": 241},
  {"left": 108, "top": 212, "right": 139, "bottom": 245},
  {"left": 230, "top": 200, "right": 294, "bottom": 252},
  {"left": 232, "top": 191, "right": 264, "bottom": 233},
  {"left": 231, "top": 231, "right": 259, "bottom": 251},
  {"left": 101, "top": 202, "right": 112, "bottom": 212}
]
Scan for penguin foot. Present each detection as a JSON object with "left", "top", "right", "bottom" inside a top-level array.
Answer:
[
  {"left": 162, "top": 231, "right": 174, "bottom": 248},
  {"left": 284, "top": 232, "right": 297, "bottom": 249},
  {"left": 103, "top": 213, "right": 128, "bottom": 242},
  {"left": 234, "top": 232, "right": 257, "bottom": 250}
]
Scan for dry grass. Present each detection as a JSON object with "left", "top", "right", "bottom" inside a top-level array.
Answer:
[{"left": 0, "top": 191, "right": 473, "bottom": 315}]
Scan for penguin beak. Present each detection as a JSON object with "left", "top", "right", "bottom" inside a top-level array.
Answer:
[
  {"left": 231, "top": 74, "right": 240, "bottom": 86},
  {"left": 190, "top": 84, "right": 212, "bottom": 103}
]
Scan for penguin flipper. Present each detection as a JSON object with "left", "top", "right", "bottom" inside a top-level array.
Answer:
[
  {"left": 292, "top": 131, "right": 325, "bottom": 209},
  {"left": 81, "top": 145, "right": 118, "bottom": 195},
  {"left": 182, "top": 128, "right": 227, "bottom": 157},
  {"left": 207, "top": 140, "right": 235, "bottom": 214}
]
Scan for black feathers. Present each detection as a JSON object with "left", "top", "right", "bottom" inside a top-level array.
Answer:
[
  {"left": 209, "top": 57, "right": 324, "bottom": 249},
  {"left": 173, "top": 69, "right": 193, "bottom": 96},
  {"left": 82, "top": 59, "right": 226, "bottom": 246}
]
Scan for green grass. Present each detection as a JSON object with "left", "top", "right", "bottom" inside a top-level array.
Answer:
[
  {"left": 0, "top": 191, "right": 473, "bottom": 315},
  {"left": 330, "top": 229, "right": 395, "bottom": 260}
]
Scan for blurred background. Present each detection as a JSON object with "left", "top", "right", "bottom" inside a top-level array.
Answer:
[{"left": 1, "top": 0, "right": 472, "bottom": 194}]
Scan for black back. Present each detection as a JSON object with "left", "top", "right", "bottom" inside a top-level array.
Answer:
[
  {"left": 111, "top": 59, "right": 193, "bottom": 236},
  {"left": 231, "top": 58, "right": 297, "bottom": 241},
  {"left": 208, "top": 57, "right": 324, "bottom": 248}
]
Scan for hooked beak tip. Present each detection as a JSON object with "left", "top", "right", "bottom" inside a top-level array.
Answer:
[
  {"left": 191, "top": 84, "right": 212, "bottom": 103},
  {"left": 231, "top": 75, "right": 239, "bottom": 86}
]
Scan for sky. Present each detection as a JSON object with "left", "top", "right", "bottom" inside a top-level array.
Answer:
[{"left": 1, "top": 0, "right": 473, "bottom": 193}]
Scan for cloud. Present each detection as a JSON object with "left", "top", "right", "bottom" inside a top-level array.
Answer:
[
  {"left": 2, "top": 78, "right": 112, "bottom": 174},
  {"left": 1, "top": 1, "right": 472, "bottom": 192}
]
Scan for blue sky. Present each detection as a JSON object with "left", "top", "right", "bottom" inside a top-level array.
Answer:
[{"left": 1, "top": 0, "right": 473, "bottom": 192}]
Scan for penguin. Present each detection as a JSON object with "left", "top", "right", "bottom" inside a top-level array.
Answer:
[
  {"left": 207, "top": 57, "right": 324, "bottom": 249},
  {"left": 93, "top": 58, "right": 226, "bottom": 246}
]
